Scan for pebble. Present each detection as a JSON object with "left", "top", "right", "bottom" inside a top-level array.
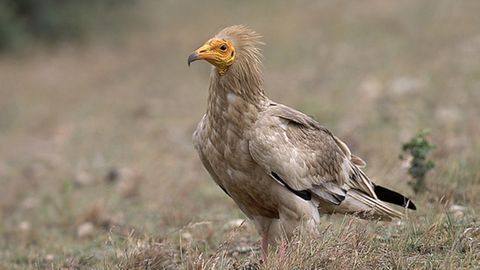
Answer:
[
  {"left": 77, "top": 222, "right": 95, "bottom": 238},
  {"left": 18, "top": 221, "right": 31, "bottom": 232}
]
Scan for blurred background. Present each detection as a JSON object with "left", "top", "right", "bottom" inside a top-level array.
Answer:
[{"left": 1, "top": 0, "right": 479, "bottom": 268}]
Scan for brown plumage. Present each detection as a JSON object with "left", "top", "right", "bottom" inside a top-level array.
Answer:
[{"left": 188, "top": 25, "right": 415, "bottom": 257}]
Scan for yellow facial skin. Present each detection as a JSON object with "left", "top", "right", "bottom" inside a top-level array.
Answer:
[{"left": 188, "top": 39, "right": 236, "bottom": 75}]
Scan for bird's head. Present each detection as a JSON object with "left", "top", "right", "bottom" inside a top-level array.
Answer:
[
  {"left": 187, "top": 25, "right": 263, "bottom": 76},
  {"left": 188, "top": 38, "right": 236, "bottom": 75}
]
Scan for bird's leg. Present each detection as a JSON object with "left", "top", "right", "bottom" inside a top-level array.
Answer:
[
  {"left": 278, "top": 238, "right": 288, "bottom": 263},
  {"left": 261, "top": 233, "right": 269, "bottom": 264}
]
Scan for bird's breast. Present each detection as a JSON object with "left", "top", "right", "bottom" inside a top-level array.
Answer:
[
  {"left": 197, "top": 91, "right": 278, "bottom": 217},
  {"left": 195, "top": 117, "right": 278, "bottom": 218}
]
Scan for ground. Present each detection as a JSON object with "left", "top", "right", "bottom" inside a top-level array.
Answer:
[{"left": 0, "top": 1, "right": 479, "bottom": 269}]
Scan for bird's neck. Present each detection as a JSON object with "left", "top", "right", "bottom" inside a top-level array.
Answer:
[{"left": 206, "top": 69, "right": 267, "bottom": 129}]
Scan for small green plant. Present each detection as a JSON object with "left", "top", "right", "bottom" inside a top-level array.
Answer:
[{"left": 400, "top": 130, "right": 435, "bottom": 194}]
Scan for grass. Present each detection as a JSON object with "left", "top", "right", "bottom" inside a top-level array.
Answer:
[{"left": 0, "top": 0, "right": 479, "bottom": 269}]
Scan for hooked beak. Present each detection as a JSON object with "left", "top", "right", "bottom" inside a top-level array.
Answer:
[
  {"left": 187, "top": 52, "right": 199, "bottom": 66},
  {"left": 187, "top": 43, "right": 212, "bottom": 66}
]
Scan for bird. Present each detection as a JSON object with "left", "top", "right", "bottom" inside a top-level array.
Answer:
[{"left": 188, "top": 25, "right": 416, "bottom": 259}]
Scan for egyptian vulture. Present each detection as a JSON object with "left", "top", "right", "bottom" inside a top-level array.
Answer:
[{"left": 188, "top": 25, "right": 416, "bottom": 258}]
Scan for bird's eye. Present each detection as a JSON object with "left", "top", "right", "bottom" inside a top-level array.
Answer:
[{"left": 220, "top": 44, "right": 227, "bottom": 51}]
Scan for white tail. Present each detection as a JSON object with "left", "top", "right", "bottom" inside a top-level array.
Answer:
[{"left": 318, "top": 189, "right": 404, "bottom": 221}]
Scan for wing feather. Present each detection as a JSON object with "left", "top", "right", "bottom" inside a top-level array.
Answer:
[{"left": 249, "top": 103, "right": 376, "bottom": 200}]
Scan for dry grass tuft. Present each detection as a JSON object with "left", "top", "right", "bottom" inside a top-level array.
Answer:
[{"left": 117, "top": 238, "right": 178, "bottom": 270}]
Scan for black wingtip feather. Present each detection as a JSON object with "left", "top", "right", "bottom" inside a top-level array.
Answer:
[
  {"left": 271, "top": 171, "right": 312, "bottom": 201},
  {"left": 374, "top": 185, "right": 417, "bottom": 210}
]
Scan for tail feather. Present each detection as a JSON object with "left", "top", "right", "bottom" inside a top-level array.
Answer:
[
  {"left": 315, "top": 163, "right": 416, "bottom": 220},
  {"left": 318, "top": 189, "right": 405, "bottom": 221}
]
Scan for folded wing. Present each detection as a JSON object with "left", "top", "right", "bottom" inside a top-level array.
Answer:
[{"left": 249, "top": 103, "right": 414, "bottom": 220}]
